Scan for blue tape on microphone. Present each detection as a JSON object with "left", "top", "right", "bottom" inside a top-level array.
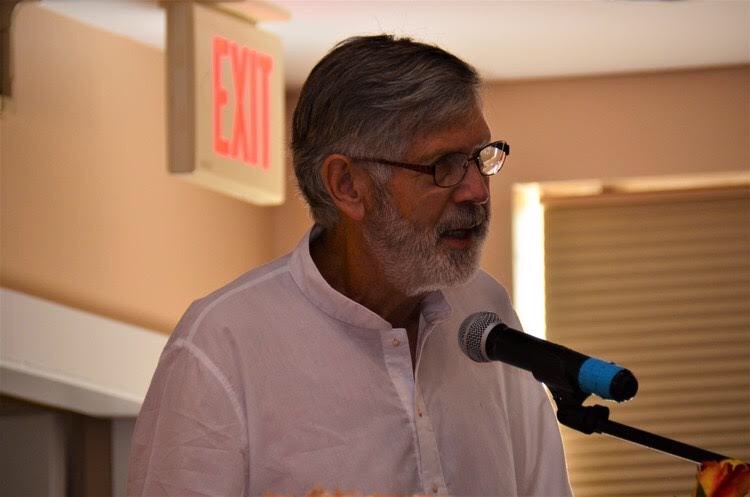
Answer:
[{"left": 578, "top": 358, "right": 625, "bottom": 399}]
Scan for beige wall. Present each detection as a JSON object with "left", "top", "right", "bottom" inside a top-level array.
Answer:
[
  {"left": 0, "top": 4, "right": 276, "bottom": 334},
  {"left": 2, "top": 3, "right": 748, "bottom": 335}
]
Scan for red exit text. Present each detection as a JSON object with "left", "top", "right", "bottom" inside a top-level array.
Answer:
[{"left": 212, "top": 35, "right": 273, "bottom": 169}]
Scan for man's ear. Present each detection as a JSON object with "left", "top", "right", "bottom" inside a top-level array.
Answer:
[{"left": 320, "top": 154, "right": 367, "bottom": 222}]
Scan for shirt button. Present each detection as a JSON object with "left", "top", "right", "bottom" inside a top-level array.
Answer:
[
  {"left": 417, "top": 410, "right": 423, "bottom": 418},
  {"left": 392, "top": 338, "right": 401, "bottom": 347},
  {"left": 432, "top": 484, "right": 439, "bottom": 493}
]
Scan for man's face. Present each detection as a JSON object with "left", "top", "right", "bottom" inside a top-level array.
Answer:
[{"left": 362, "top": 107, "right": 493, "bottom": 296}]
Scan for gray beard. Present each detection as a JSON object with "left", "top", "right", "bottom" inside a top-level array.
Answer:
[{"left": 362, "top": 182, "right": 489, "bottom": 297}]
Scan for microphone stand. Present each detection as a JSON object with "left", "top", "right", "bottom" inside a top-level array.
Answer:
[{"left": 550, "top": 389, "right": 729, "bottom": 464}]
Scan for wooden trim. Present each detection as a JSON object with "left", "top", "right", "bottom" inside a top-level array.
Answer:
[
  {"left": 65, "top": 413, "right": 112, "bottom": 497},
  {"left": 543, "top": 184, "right": 750, "bottom": 208},
  {"left": 165, "top": 1, "right": 196, "bottom": 173},
  {"left": 0, "top": 0, "right": 22, "bottom": 97}
]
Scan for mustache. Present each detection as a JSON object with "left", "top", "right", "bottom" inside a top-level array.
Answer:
[{"left": 436, "top": 204, "right": 489, "bottom": 233}]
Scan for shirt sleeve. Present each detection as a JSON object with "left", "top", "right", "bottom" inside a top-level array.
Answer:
[{"left": 127, "top": 340, "right": 248, "bottom": 497}]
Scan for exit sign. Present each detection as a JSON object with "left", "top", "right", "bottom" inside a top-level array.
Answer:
[{"left": 166, "top": 1, "right": 285, "bottom": 205}]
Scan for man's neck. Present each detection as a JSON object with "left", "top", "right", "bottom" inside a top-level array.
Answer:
[{"left": 309, "top": 224, "right": 423, "bottom": 330}]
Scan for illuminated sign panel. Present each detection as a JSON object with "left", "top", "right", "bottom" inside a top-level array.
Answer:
[
  {"left": 166, "top": 2, "right": 284, "bottom": 205},
  {"left": 212, "top": 35, "right": 273, "bottom": 169}
]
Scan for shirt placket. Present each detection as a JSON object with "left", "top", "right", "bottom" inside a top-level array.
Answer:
[
  {"left": 382, "top": 319, "right": 448, "bottom": 496},
  {"left": 381, "top": 327, "right": 421, "bottom": 476},
  {"left": 381, "top": 323, "right": 447, "bottom": 495},
  {"left": 414, "top": 321, "right": 448, "bottom": 496}
]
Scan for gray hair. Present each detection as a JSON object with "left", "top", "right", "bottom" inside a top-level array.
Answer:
[{"left": 292, "top": 34, "right": 482, "bottom": 228}]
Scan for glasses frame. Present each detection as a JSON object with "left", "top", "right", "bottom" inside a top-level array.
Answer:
[{"left": 351, "top": 140, "right": 510, "bottom": 188}]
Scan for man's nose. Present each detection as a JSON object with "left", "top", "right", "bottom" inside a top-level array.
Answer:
[{"left": 452, "top": 161, "right": 490, "bottom": 205}]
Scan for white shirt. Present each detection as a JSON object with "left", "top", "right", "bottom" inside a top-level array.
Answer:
[{"left": 128, "top": 226, "right": 573, "bottom": 497}]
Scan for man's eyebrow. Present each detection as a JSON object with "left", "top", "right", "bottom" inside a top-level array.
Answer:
[
  {"left": 420, "top": 142, "right": 490, "bottom": 164},
  {"left": 420, "top": 149, "right": 458, "bottom": 164}
]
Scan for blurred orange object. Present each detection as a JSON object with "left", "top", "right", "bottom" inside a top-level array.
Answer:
[{"left": 693, "top": 459, "right": 750, "bottom": 497}]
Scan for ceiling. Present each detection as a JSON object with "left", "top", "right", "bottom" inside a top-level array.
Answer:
[{"left": 39, "top": 0, "right": 750, "bottom": 89}]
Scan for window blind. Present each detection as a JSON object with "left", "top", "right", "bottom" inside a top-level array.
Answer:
[{"left": 543, "top": 187, "right": 750, "bottom": 497}]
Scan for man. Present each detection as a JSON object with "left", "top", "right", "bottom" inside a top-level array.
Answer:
[{"left": 128, "top": 35, "right": 572, "bottom": 496}]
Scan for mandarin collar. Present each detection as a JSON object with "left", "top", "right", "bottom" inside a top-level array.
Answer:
[{"left": 289, "top": 225, "right": 453, "bottom": 331}]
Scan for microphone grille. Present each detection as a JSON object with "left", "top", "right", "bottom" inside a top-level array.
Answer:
[{"left": 458, "top": 312, "right": 500, "bottom": 362}]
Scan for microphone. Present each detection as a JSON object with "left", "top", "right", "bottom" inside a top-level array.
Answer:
[{"left": 458, "top": 312, "right": 638, "bottom": 402}]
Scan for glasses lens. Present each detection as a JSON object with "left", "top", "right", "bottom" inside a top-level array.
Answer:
[
  {"left": 479, "top": 142, "right": 507, "bottom": 175},
  {"left": 434, "top": 153, "right": 469, "bottom": 187}
]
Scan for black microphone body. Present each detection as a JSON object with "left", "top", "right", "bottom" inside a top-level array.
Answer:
[{"left": 459, "top": 312, "right": 638, "bottom": 402}]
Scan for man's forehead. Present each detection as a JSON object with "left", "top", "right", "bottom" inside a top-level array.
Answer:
[{"left": 407, "top": 114, "right": 491, "bottom": 162}]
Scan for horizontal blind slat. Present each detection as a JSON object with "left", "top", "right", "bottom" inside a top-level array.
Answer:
[
  {"left": 546, "top": 256, "right": 750, "bottom": 280},
  {"left": 549, "top": 300, "right": 750, "bottom": 324},
  {"left": 547, "top": 284, "right": 750, "bottom": 311},
  {"left": 551, "top": 314, "right": 749, "bottom": 339},
  {"left": 546, "top": 269, "right": 750, "bottom": 294},
  {"left": 561, "top": 327, "right": 749, "bottom": 352}
]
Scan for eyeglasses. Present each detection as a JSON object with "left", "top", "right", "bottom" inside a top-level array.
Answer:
[{"left": 351, "top": 140, "right": 509, "bottom": 188}]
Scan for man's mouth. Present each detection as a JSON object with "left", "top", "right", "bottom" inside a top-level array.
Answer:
[
  {"left": 441, "top": 227, "right": 475, "bottom": 239},
  {"left": 436, "top": 206, "right": 489, "bottom": 247},
  {"left": 439, "top": 223, "right": 485, "bottom": 242}
]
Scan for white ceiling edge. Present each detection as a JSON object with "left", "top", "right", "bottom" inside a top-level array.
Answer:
[
  {"left": 262, "top": 0, "right": 750, "bottom": 87},
  {"left": 35, "top": 0, "right": 750, "bottom": 88},
  {"left": 0, "top": 288, "right": 167, "bottom": 417}
]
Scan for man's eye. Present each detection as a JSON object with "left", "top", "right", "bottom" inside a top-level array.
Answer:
[
  {"left": 435, "top": 153, "right": 468, "bottom": 169},
  {"left": 434, "top": 153, "right": 469, "bottom": 185}
]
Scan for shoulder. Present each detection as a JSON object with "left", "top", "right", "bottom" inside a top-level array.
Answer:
[
  {"left": 197, "top": 253, "right": 293, "bottom": 312},
  {"left": 167, "top": 252, "right": 295, "bottom": 347},
  {"left": 466, "top": 269, "right": 511, "bottom": 300},
  {"left": 151, "top": 253, "right": 300, "bottom": 401}
]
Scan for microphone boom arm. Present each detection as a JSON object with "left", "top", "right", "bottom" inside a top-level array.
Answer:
[{"left": 550, "top": 389, "right": 729, "bottom": 464}]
